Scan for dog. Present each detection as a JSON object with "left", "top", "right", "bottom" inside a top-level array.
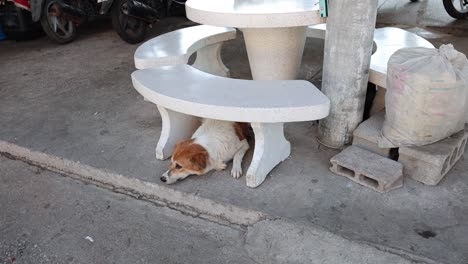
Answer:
[{"left": 160, "top": 119, "right": 250, "bottom": 184}]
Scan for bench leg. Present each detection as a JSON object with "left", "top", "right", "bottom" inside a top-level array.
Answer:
[
  {"left": 192, "top": 43, "right": 230, "bottom": 77},
  {"left": 246, "top": 123, "right": 291, "bottom": 188},
  {"left": 156, "top": 106, "right": 200, "bottom": 160}
]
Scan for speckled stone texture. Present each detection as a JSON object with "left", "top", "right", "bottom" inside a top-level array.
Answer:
[
  {"left": 399, "top": 129, "right": 468, "bottom": 186},
  {"left": 330, "top": 146, "right": 403, "bottom": 193}
]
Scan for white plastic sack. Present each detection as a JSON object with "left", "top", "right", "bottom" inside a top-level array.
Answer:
[
  {"left": 379, "top": 44, "right": 468, "bottom": 148},
  {"left": 452, "top": 47, "right": 468, "bottom": 124},
  {"left": 461, "top": 63, "right": 468, "bottom": 124}
]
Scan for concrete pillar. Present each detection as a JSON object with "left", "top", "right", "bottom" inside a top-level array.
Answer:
[{"left": 318, "top": 0, "right": 378, "bottom": 148}]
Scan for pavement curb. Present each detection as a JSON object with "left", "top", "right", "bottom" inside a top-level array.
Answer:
[
  {"left": 0, "top": 140, "right": 265, "bottom": 227},
  {"left": 0, "top": 140, "right": 441, "bottom": 264}
]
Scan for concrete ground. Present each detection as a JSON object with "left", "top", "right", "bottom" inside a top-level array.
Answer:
[
  {"left": 0, "top": 156, "right": 430, "bottom": 264},
  {"left": 0, "top": 157, "right": 253, "bottom": 264},
  {"left": 1, "top": 2, "right": 468, "bottom": 263},
  {"left": 378, "top": 0, "right": 468, "bottom": 31}
]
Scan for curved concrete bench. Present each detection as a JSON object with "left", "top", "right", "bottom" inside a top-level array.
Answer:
[
  {"left": 134, "top": 25, "right": 237, "bottom": 77},
  {"left": 307, "top": 24, "right": 434, "bottom": 114},
  {"left": 369, "top": 27, "right": 434, "bottom": 88},
  {"left": 307, "top": 24, "right": 434, "bottom": 88},
  {"left": 132, "top": 65, "right": 330, "bottom": 187}
]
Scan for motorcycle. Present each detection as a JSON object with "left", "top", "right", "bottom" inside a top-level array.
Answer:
[
  {"left": 442, "top": 0, "right": 468, "bottom": 19},
  {"left": 0, "top": 0, "right": 185, "bottom": 44}
]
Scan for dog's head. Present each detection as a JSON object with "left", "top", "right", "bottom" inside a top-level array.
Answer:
[{"left": 160, "top": 139, "right": 208, "bottom": 184}]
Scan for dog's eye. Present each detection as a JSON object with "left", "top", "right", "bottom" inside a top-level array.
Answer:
[{"left": 175, "top": 164, "right": 182, "bottom": 170}]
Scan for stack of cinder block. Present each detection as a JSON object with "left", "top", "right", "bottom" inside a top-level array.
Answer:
[{"left": 330, "top": 111, "right": 468, "bottom": 192}]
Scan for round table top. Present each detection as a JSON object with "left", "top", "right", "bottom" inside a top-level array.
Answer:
[{"left": 186, "top": 0, "right": 322, "bottom": 28}]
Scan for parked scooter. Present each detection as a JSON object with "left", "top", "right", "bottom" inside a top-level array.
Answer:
[
  {"left": 0, "top": 0, "right": 43, "bottom": 40},
  {"left": 442, "top": 0, "right": 468, "bottom": 19},
  {"left": 0, "top": 0, "right": 185, "bottom": 44},
  {"left": 111, "top": 0, "right": 185, "bottom": 43}
]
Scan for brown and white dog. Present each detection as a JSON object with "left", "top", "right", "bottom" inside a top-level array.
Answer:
[{"left": 160, "top": 119, "right": 250, "bottom": 184}]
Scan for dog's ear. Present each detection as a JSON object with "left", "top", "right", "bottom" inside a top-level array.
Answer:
[
  {"left": 173, "top": 139, "right": 194, "bottom": 159},
  {"left": 190, "top": 150, "right": 208, "bottom": 171},
  {"left": 175, "top": 139, "right": 193, "bottom": 149}
]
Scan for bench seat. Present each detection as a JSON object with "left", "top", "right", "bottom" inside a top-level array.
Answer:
[
  {"left": 307, "top": 24, "right": 435, "bottom": 115},
  {"left": 369, "top": 27, "right": 434, "bottom": 88},
  {"left": 306, "top": 24, "right": 435, "bottom": 88},
  {"left": 132, "top": 65, "right": 330, "bottom": 123},
  {"left": 134, "top": 25, "right": 236, "bottom": 77}
]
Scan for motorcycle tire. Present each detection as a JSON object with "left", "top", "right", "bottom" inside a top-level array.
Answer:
[
  {"left": 40, "top": 0, "right": 78, "bottom": 44},
  {"left": 443, "top": 0, "right": 468, "bottom": 19},
  {"left": 111, "top": 0, "right": 148, "bottom": 44}
]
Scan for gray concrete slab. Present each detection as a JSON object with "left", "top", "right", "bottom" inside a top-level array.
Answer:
[
  {"left": 0, "top": 156, "right": 254, "bottom": 264},
  {"left": 353, "top": 111, "right": 391, "bottom": 157},
  {"left": 1, "top": 16, "right": 468, "bottom": 264},
  {"left": 0, "top": 156, "right": 427, "bottom": 263}
]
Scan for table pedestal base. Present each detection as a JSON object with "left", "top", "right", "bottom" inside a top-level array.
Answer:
[
  {"left": 246, "top": 123, "right": 291, "bottom": 188},
  {"left": 241, "top": 26, "right": 307, "bottom": 80}
]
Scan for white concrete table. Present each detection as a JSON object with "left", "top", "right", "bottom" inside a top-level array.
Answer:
[
  {"left": 186, "top": 0, "right": 323, "bottom": 80},
  {"left": 185, "top": 0, "right": 324, "bottom": 186}
]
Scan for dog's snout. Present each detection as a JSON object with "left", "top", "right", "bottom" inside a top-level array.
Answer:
[{"left": 160, "top": 176, "right": 167, "bottom": 183}]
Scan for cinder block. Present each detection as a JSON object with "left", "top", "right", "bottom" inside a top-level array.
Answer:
[
  {"left": 399, "top": 129, "right": 468, "bottom": 186},
  {"left": 330, "top": 146, "right": 403, "bottom": 193},
  {"left": 353, "top": 111, "right": 391, "bottom": 157}
]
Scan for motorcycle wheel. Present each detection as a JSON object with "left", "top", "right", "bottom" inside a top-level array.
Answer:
[
  {"left": 111, "top": 0, "right": 148, "bottom": 44},
  {"left": 443, "top": 0, "right": 468, "bottom": 19},
  {"left": 40, "top": 0, "right": 78, "bottom": 44}
]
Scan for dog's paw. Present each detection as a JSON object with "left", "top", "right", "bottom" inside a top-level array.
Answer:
[
  {"left": 216, "top": 163, "right": 227, "bottom": 171},
  {"left": 231, "top": 166, "right": 243, "bottom": 179}
]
